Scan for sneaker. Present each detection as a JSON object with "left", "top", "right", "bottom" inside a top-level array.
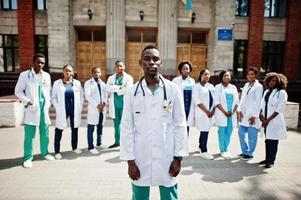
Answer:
[
  {"left": 43, "top": 154, "right": 55, "bottom": 161},
  {"left": 89, "top": 148, "right": 99, "bottom": 155},
  {"left": 55, "top": 153, "right": 62, "bottom": 160},
  {"left": 259, "top": 160, "right": 267, "bottom": 165},
  {"left": 241, "top": 155, "right": 253, "bottom": 160},
  {"left": 265, "top": 162, "right": 274, "bottom": 168},
  {"left": 225, "top": 152, "right": 232, "bottom": 159},
  {"left": 200, "top": 152, "right": 214, "bottom": 160},
  {"left": 221, "top": 152, "right": 228, "bottom": 159},
  {"left": 23, "top": 160, "right": 32, "bottom": 168},
  {"left": 238, "top": 153, "right": 245, "bottom": 157},
  {"left": 108, "top": 143, "right": 120, "bottom": 148},
  {"left": 73, "top": 149, "right": 82, "bottom": 154}
]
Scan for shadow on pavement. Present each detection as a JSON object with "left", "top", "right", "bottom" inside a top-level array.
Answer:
[{"left": 181, "top": 153, "right": 267, "bottom": 183}]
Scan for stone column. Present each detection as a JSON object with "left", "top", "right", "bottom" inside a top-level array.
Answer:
[
  {"left": 47, "top": 0, "right": 75, "bottom": 71},
  {"left": 17, "top": 0, "right": 35, "bottom": 70},
  {"left": 247, "top": 0, "right": 264, "bottom": 70},
  {"left": 106, "top": 0, "right": 125, "bottom": 75},
  {"left": 208, "top": 0, "right": 235, "bottom": 73},
  {"left": 283, "top": 0, "right": 301, "bottom": 80},
  {"left": 158, "top": 0, "right": 177, "bottom": 76}
]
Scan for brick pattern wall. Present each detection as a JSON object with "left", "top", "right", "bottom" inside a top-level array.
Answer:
[
  {"left": 247, "top": 0, "right": 264, "bottom": 70},
  {"left": 17, "top": 0, "right": 35, "bottom": 70},
  {"left": 284, "top": 0, "right": 301, "bottom": 79}
]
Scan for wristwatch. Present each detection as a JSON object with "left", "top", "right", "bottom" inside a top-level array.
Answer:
[{"left": 173, "top": 156, "right": 183, "bottom": 162}]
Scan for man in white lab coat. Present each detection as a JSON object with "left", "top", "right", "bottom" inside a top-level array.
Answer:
[
  {"left": 106, "top": 61, "right": 133, "bottom": 148},
  {"left": 15, "top": 53, "right": 54, "bottom": 168},
  {"left": 120, "top": 45, "right": 188, "bottom": 200}
]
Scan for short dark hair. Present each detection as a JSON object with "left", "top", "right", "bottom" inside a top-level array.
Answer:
[
  {"left": 141, "top": 45, "right": 159, "bottom": 56},
  {"left": 197, "top": 68, "right": 210, "bottom": 82},
  {"left": 115, "top": 60, "right": 123, "bottom": 65},
  {"left": 177, "top": 61, "right": 192, "bottom": 74},
  {"left": 63, "top": 64, "right": 72, "bottom": 70},
  {"left": 219, "top": 70, "right": 231, "bottom": 82},
  {"left": 33, "top": 53, "right": 45, "bottom": 62},
  {"left": 247, "top": 67, "right": 258, "bottom": 75},
  {"left": 91, "top": 67, "right": 100, "bottom": 73}
]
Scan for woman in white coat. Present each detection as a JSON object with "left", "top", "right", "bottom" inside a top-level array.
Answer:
[
  {"left": 259, "top": 72, "right": 288, "bottom": 168},
  {"left": 52, "top": 65, "right": 84, "bottom": 159},
  {"left": 172, "top": 61, "right": 195, "bottom": 134},
  {"left": 214, "top": 70, "right": 239, "bottom": 159},
  {"left": 84, "top": 67, "right": 106, "bottom": 154},
  {"left": 189, "top": 69, "right": 215, "bottom": 159},
  {"left": 237, "top": 67, "right": 263, "bottom": 160}
]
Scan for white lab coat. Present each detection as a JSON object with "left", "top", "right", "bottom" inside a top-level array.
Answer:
[
  {"left": 214, "top": 83, "right": 239, "bottom": 127},
  {"left": 172, "top": 75, "right": 195, "bottom": 99},
  {"left": 15, "top": 68, "right": 52, "bottom": 126},
  {"left": 84, "top": 78, "right": 106, "bottom": 125},
  {"left": 105, "top": 72, "right": 133, "bottom": 119},
  {"left": 120, "top": 77, "right": 188, "bottom": 187},
  {"left": 51, "top": 79, "right": 84, "bottom": 130},
  {"left": 260, "top": 89, "right": 287, "bottom": 140},
  {"left": 188, "top": 82, "right": 215, "bottom": 131},
  {"left": 237, "top": 80, "right": 263, "bottom": 129}
]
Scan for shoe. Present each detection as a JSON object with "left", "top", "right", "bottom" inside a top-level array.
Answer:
[
  {"left": 200, "top": 152, "right": 214, "bottom": 160},
  {"left": 43, "top": 154, "right": 55, "bottom": 161},
  {"left": 108, "top": 143, "right": 120, "bottom": 148},
  {"left": 265, "top": 162, "right": 274, "bottom": 168},
  {"left": 238, "top": 153, "right": 245, "bottom": 157},
  {"left": 221, "top": 152, "right": 228, "bottom": 159},
  {"left": 225, "top": 152, "right": 232, "bottom": 159},
  {"left": 241, "top": 155, "right": 254, "bottom": 160},
  {"left": 96, "top": 143, "right": 102, "bottom": 147},
  {"left": 89, "top": 148, "right": 99, "bottom": 154},
  {"left": 55, "top": 153, "right": 62, "bottom": 160},
  {"left": 259, "top": 160, "right": 267, "bottom": 165},
  {"left": 73, "top": 149, "right": 82, "bottom": 154},
  {"left": 23, "top": 160, "right": 32, "bottom": 168}
]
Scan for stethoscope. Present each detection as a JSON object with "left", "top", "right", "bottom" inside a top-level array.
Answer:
[
  {"left": 27, "top": 67, "right": 37, "bottom": 79},
  {"left": 134, "top": 76, "right": 167, "bottom": 101}
]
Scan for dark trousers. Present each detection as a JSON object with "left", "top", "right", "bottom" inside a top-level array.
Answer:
[
  {"left": 265, "top": 139, "right": 279, "bottom": 163},
  {"left": 54, "top": 112, "right": 78, "bottom": 153},
  {"left": 199, "top": 131, "right": 209, "bottom": 153},
  {"left": 87, "top": 113, "right": 103, "bottom": 150}
]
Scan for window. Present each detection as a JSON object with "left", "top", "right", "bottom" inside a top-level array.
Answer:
[
  {"left": 264, "top": 0, "right": 287, "bottom": 18},
  {"left": 235, "top": 0, "right": 248, "bottom": 16},
  {"left": 0, "top": 35, "right": 19, "bottom": 72},
  {"left": 178, "top": 31, "right": 206, "bottom": 44},
  {"left": 233, "top": 40, "right": 248, "bottom": 77},
  {"left": 261, "top": 41, "right": 285, "bottom": 73},
  {"left": 35, "top": 35, "right": 48, "bottom": 71},
  {"left": 35, "top": 0, "right": 47, "bottom": 10},
  {"left": 78, "top": 30, "right": 106, "bottom": 42},
  {"left": 127, "top": 30, "right": 156, "bottom": 43},
  {"left": 1, "top": 0, "right": 17, "bottom": 10}
]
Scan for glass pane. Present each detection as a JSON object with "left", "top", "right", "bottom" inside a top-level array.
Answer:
[
  {"left": 241, "top": 0, "right": 248, "bottom": 16},
  {"left": 94, "top": 31, "right": 106, "bottom": 41},
  {"left": 0, "top": 35, "right": 2, "bottom": 47},
  {"left": 264, "top": 0, "right": 271, "bottom": 17},
  {"left": 14, "top": 48, "right": 19, "bottom": 71},
  {"left": 5, "top": 49, "right": 13, "bottom": 72},
  {"left": 143, "top": 32, "right": 156, "bottom": 42},
  {"left": 192, "top": 33, "right": 206, "bottom": 43},
  {"left": 37, "top": 0, "right": 44, "bottom": 10},
  {"left": 271, "top": 0, "right": 277, "bottom": 17},
  {"left": 78, "top": 30, "right": 92, "bottom": 41},
  {"left": 2, "top": 0, "right": 10, "bottom": 9},
  {"left": 278, "top": 0, "right": 287, "bottom": 17},
  {"left": 13, "top": 35, "right": 18, "bottom": 47},
  {"left": 178, "top": 32, "right": 190, "bottom": 43},
  {"left": 36, "top": 35, "right": 47, "bottom": 47},
  {"left": 4, "top": 35, "right": 12, "bottom": 47},
  {"left": 128, "top": 31, "right": 141, "bottom": 42},
  {"left": 235, "top": 0, "right": 239, "bottom": 16},
  {"left": 0, "top": 48, "right": 3, "bottom": 72},
  {"left": 11, "top": 0, "right": 17, "bottom": 9}
]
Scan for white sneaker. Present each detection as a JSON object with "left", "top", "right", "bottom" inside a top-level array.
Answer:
[
  {"left": 225, "top": 152, "right": 232, "bottom": 159},
  {"left": 55, "top": 153, "right": 62, "bottom": 160},
  {"left": 221, "top": 152, "right": 228, "bottom": 159},
  {"left": 73, "top": 149, "right": 82, "bottom": 154},
  {"left": 23, "top": 160, "right": 32, "bottom": 168},
  {"left": 200, "top": 152, "right": 214, "bottom": 160},
  {"left": 89, "top": 148, "right": 99, "bottom": 155},
  {"left": 43, "top": 154, "right": 55, "bottom": 161}
]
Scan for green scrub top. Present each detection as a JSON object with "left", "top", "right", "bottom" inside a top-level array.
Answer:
[{"left": 114, "top": 75, "right": 124, "bottom": 109}]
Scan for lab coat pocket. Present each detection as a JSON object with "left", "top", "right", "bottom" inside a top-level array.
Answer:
[{"left": 133, "top": 100, "right": 145, "bottom": 134}]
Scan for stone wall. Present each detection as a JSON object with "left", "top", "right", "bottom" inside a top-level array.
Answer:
[
  {"left": 0, "top": 100, "right": 23, "bottom": 127},
  {"left": 0, "top": 11, "right": 18, "bottom": 34}
]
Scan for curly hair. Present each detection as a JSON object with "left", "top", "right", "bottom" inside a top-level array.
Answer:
[
  {"left": 263, "top": 72, "right": 287, "bottom": 90},
  {"left": 177, "top": 61, "right": 192, "bottom": 74}
]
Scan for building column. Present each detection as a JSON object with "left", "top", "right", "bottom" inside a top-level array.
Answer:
[
  {"left": 247, "top": 0, "right": 264, "bottom": 70},
  {"left": 208, "top": 0, "right": 235, "bottom": 73},
  {"left": 284, "top": 0, "right": 301, "bottom": 80},
  {"left": 106, "top": 0, "right": 125, "bottom": 75},
  {"left": 17, "top": 0, "right": 35, "bottom": 70},
  {"left": 47, "top": 0, "right": 75, "bottom": 71},
  {"left": 158, "top": 0, "right": 177, "bottom": 76}
]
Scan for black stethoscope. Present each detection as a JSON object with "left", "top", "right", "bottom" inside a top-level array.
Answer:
[{"left": 134, "top": 76, "right": 167, "bottom": 101}]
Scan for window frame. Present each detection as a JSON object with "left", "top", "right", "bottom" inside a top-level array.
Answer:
[
  {"left": 233, "top": 40, "right": 248, "bottom": 77},
  {"left": 261, "top": 41, "right": 285, "bottom": 74},
  {"left": 1, "top": 0, "right": 17, "bottom": 10},
  {"left": 0, "top": 34, "right": 19, "bottom": 72},
  {"left": 264, "top": 0, "right": 287, "bottom": 18},
  {"left": 235, "top": 0, "right": 249, "bottom": 17},
  {"left": 35, "top": 0, "right": 47, "bottom": 11},
  {"left": 35, "top": 35, "right": 48, "bottom": 71}
]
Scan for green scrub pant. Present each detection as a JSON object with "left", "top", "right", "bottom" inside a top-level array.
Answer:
[
  {"left": 132, "top": 184, "right": 178, "bottom": 200},
  {"left": 113, "top": 107, "right": 123, "bottom": 144},
  {"left": 23, "top": 100, "right": 49, "bottom": 161}
]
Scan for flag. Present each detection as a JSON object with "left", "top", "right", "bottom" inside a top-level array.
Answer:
[{"left": 182, "top": 0, "right": 192, "bottom": 17}]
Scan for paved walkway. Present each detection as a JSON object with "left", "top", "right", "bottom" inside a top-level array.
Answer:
[{"left": 0, "top": 121, "right": 301, "bottom": 200}]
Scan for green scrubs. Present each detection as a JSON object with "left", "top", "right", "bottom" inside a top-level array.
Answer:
[
  {"left": 113, "top": 75, "right": 124, "bottom": 144},
  {"left": 23, "top": 77, "right": 49, "bottom": 161},
  {"left": 132, "top": 184, "right": 178, "bottom": 200}
]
